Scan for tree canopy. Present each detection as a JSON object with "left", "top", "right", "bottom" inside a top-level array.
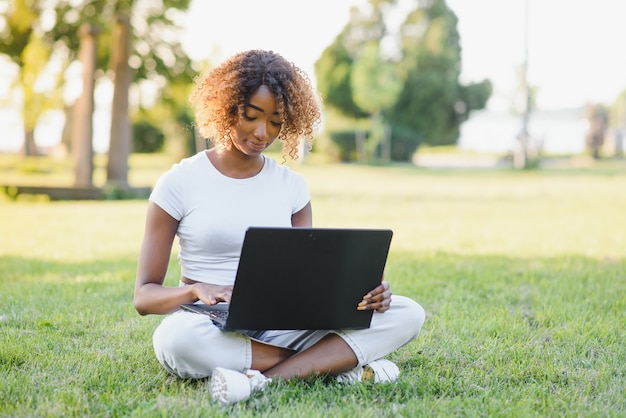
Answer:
[
  {"left": 0, "top": 0, "right": 196, "bottom": 155},
  {"left": 315, "top": 0, "right": 492, "bottom": 160},
  {"left": 0, "top": 0, "right": 195, "bottom": 83}
]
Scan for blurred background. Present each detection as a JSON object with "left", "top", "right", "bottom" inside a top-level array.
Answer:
[{"left": 1, "top": 0, "right": 625, "bottom": 191}]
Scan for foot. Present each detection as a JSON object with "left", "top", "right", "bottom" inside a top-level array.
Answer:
[
  {"left": 210, "top": 367, "right": 271, "bottom": 405},
  {"left": 336, "top": 359, "right": 400, "bottom": 383}
]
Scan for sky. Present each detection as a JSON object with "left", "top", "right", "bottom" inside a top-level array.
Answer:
[{"left": 181, "top": 0, "right": 626, "bottom": 111}]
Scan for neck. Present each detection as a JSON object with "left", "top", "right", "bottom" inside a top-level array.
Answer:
[{"left": 206, "top": 148, "right": 265, "bottom": 179}]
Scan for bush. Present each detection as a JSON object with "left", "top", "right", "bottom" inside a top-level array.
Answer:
[
  {"left": 329, "top": 130, "right": 365, "bottom": 162},
  {"left": 330, "top": 125, "right": 420, "bottom": 162},
  {"left": 389, "top": 124, "right": 421, "bottom": 162},
  {"left": 132, "top": 121, "right": 165, "bottom": 153}
]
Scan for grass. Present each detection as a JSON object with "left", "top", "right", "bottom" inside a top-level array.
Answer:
[{"left": 1, "top": 153, "right": 625, "bottom": 417}]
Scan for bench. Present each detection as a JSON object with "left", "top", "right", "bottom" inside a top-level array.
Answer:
[{"left": 2, "top": 185, "right": 151, "bottom": 201}]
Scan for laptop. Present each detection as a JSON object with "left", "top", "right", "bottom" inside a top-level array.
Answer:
[{"left": 180, "top": 226, "right": 393, "bottom": 331}]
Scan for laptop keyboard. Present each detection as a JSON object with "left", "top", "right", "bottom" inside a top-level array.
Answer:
[
  {"left": 207, "top": 309, "right": 229, "bottom": 323},
  {"left": 180, "top": 303, "right": 229, "bottom": 327}
]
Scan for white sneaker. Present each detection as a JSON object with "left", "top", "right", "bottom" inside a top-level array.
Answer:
[
  {"left": 210, "top": 367, "right": 271, "bottom": 405},
  {"left": 336, "top": 359, "right": 400, "bottom": 383}
]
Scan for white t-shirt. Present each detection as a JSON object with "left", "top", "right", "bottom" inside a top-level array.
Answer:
[{"left": 149, "top": 151, "right": 310, "bottom": 285}]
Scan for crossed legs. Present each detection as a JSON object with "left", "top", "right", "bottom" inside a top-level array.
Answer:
[
  {"left": 251, "top": 333, "right": 358, "bottom": 379},
  {"left": 153, "top": 296, "right": 425, "bottom": 380}
]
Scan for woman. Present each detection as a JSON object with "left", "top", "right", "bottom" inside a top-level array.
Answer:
[{"left": 134, "top": 49, "right": 426, "bottom": 405}]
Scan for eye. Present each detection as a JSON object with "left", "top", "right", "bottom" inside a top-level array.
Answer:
[
  {"left": 271, "top": 121, "right": 283, "bottom": 128},
  {"left": 243, "top": 114, "right": 256, "bottom": 121}
]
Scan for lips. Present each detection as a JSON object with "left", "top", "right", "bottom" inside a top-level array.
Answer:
[{"left": 247, "top": 140, "right": 266, "bottom": 151}]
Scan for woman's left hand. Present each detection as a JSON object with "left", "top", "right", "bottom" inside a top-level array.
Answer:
[{"left": 357, "top": 280, "right": 392, "bottom": 313}]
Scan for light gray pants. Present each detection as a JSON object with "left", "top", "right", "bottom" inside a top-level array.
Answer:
[{"left": 152, "top": 295, "right": 425, "bottom": 379}]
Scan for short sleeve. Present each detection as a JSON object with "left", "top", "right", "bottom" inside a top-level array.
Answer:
[
  {"left": 149, "top": 165, "right": 185, "bottom": 221},
  {"left": 288, "top": 171, "right": 310, "bottom": 214}
]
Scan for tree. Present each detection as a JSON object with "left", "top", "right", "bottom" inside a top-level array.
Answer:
[
  {"left": 106, "top": 15, "right": 132, "bottom": 188},
  {"left": 18, "top": 33, "right": 58, "bottom": 156},
  {"left": 391, "top": 0, "right": 491, "bottom": 147},
  {"left": 135, "top": 77, "right": 196, "bottom": 159},
  {"left": 352, "top": 40, "right": 402, "bottom": 162},
  {"left": 585, "top": 103, "right": 608, "bottom": 159},
  {"left": 315, "top": 0, "right": 492, "bottom": 161},
  {"left": 316, "top": 1, "right": 402, "bottom": 161},
  {"left": 314, "top": 7, "right": 369, "bottom": 121},
  {"left": 0, "top": 0, "right": 195, "bottom": 162},
  {"left": 71, "top": 24, "right": 98, "bottom": 187},
  {"left": 0, "top": 0, "right": 64, "bottom": 156},
  {"left": 610, "top": 90, "right": 626, "bottom": 158}
]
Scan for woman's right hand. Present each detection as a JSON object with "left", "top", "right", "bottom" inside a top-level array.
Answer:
[{"left": 191, "top": 282, "right": 234, "bottom": 305}]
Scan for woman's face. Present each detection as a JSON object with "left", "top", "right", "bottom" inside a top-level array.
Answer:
[{"left": 230, "top": 85, "right": 283, "bottom": 157}]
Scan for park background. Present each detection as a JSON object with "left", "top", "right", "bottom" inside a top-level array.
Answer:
[{"left": 1, "top": 0, "right": 625, "bottom": 417}]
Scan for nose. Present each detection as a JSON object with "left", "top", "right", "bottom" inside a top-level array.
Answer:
[{"left": 254, "top": 122, "right": 270, "bottom": 141}]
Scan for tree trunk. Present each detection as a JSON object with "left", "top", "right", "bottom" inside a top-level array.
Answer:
[
  {"left": 381, "top": 123, "right": 391, "bottom": 163},
  {"left": 515, "top": 0, "right": 531, "bottom": 169},
  {"left": 60, "top": 105, "right": 74, "bottom": 155},
  {"left": 72, "top": 24, "right": 99, "bottom": 187},
  {"left": 355, "top": 130, "right": 366, "bottom": 163},
  {"left": 514, "top": 127, "right": 528, "bottom": 169},
  {"left": 22, "top": 127, "right": 37, "bottom": 157},
  {"left": 106, "top": 15, "right": 132, "bottom": 188}
]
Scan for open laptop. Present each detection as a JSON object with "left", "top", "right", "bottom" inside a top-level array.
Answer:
[{"left": 180, "top": 226, "right": 393, "bottom": 331}]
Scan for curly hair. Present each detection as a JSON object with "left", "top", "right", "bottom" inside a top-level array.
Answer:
[{"left": 188, "top": 50, "right": 322, "bottom": 160}]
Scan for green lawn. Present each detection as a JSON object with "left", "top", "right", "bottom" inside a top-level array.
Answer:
[{"left": 1, "top": 154, "right": 625, "bottom": 417}]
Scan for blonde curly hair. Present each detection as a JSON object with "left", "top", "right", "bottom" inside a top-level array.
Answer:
[{"left": 189, "top": 50, "right": 322, "bottom": 160}]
